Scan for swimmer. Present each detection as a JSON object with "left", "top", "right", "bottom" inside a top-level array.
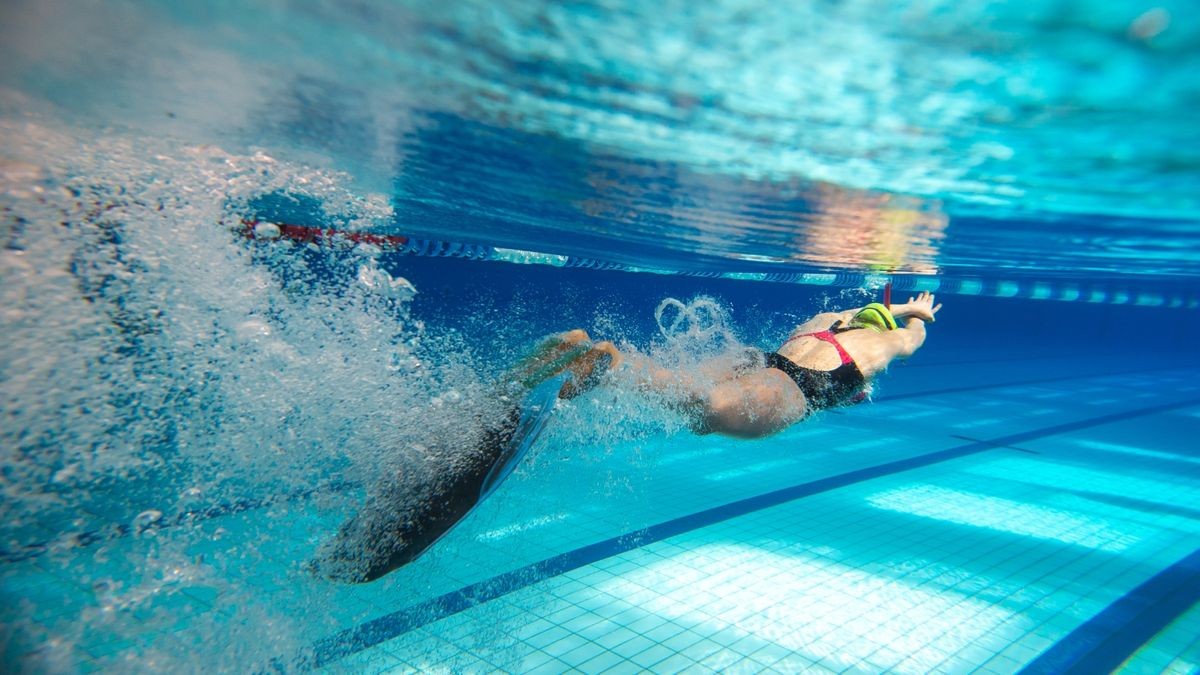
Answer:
[
  {"left": 313, "top": 294, "right": 937, "bottom": 581},
  {"left": 548, "top": 292, "right": 942, "bottom": 439}
]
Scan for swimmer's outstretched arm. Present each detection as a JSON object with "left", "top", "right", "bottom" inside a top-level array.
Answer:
[
  {"left": 885, "top": 292, "right": 942, "bottom": 358},
  {"left": 799, "top": 292, "right": 942, "bottom": 330},
  {"left": 889, "top": 292, "right": 942, "bottom": 323}
]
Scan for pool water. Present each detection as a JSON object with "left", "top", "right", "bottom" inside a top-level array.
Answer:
[
  {"left": 2, "top": 1, "right": 1200, "bottom": 673},
  {"left": 4, "top": 253, "right": 1199, "bottom": 673}
]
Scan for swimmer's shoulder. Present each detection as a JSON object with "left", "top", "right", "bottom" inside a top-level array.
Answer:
[{"left": 789, "top": 311, "right": 844, "bottom": 336}]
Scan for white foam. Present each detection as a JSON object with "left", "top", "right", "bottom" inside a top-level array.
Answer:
[{"left": 0, "top": 114, "right": 473, "bottom": 670}]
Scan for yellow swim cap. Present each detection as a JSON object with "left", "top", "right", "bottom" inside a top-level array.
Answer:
[{"left": 850, "top": 303, "right": 898, "bottom": 331}]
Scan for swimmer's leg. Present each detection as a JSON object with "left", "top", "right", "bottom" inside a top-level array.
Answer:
[
  {"left": 502, "top": 329, "right": 593, "bottom": 392},
  {"left": 558, "top": 341, "right": 622, "bottom": 399},
  {"left": 502, "top": 331, "right": 624, "bottom": 400},
  {"left": 686, "top": 369, "right": 808, "bottom": 439}
]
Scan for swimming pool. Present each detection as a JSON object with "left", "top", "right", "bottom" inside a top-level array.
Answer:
[{"left": 2, "top": 1, "right": 1199, "bottom": 673}]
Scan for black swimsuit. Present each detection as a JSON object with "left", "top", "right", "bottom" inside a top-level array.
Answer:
[{"left": 766, "top": 322, "right": 867, "bottom": 410}]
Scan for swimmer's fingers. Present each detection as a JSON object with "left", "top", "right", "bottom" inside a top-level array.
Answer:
[{"left": 904, "top": 293, "right": 927, "bottom": 311}]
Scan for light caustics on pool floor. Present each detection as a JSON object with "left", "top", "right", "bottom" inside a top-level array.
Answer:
[{"left": 7, "top": 355, "right": 1200, "bottom": 673}]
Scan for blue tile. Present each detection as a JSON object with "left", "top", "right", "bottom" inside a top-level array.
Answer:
[
  {"left": 591, "top": 627, "right": 640, "bottom": 651},
  {"left": 610, "top": 634, "right": 658, "bottom": 659},
  {"left": 541, "top": 632, "right": 591, "bottom": 659},
  {"left": 649, "top": 653, "right": 704, "bottom": 674},
  {"left": 698, "top": 647, "right": 743, "bottom": 672},
  {"left": 628, "top": 642, "right": 676, "bottom": 669},
  {"left": 560, "top": 639, "right": 607, "bottom": 666},
  {"left": 643, "top": 620, "right": 685, "bottom": 643},
  {"left": 578, "top": 648, "right": 627, "bottom": 673},
  {"left": 682, "top": 638, "right": 727, "bottom": 662},
  {"left": 511, "top": 648, "right": 559, "bottom": 672}
]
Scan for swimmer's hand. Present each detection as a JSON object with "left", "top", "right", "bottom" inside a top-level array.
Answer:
[{"left": 893, "top": 291, "right": 941, "bottom": 323}]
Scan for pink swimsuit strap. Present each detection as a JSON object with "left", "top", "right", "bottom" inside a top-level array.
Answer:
[{"left": 781, "top": 330, "right": 855, "bottom": 366}]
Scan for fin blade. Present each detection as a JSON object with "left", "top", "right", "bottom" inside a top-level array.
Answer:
[{"left": 479, "top": 374, "right": 563, "bottom": 499}]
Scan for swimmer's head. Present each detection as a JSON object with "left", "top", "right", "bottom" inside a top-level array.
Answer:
[{"left": 849, "top": 303, "right": 898, "bottom": 332}]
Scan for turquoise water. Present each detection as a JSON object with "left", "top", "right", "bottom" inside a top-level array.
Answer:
[{"left": 2, "top": 1, "right": 1200, "bottom": 673}]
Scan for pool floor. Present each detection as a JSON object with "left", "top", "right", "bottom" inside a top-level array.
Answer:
[{"left": 6, "top": 351, "right": 1200, "bottom": 673}]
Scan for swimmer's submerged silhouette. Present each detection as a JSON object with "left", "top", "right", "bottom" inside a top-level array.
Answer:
[{"left": 314, "top": 294, "right": 939, "bottom": 581}]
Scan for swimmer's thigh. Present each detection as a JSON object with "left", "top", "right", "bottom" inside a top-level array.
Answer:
[{"left": 699, "top": 369, "right": 808, "bottom": 439}]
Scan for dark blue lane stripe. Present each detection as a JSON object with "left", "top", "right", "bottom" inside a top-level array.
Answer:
[
  {"left": 292, "top": 395, "right": 1200, "bottom": 671},
  {"left": 1018, "top": 548, "right": 1200, "bottom": 675}
]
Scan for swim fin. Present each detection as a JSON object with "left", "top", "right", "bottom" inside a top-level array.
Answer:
[
  {"left": 311, "top": 374, "right": 565, "bottom": 583},
  {"left": 479, "top": 374, "right": 561, "bottom": 499}
]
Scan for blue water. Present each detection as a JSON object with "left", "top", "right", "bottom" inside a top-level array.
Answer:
[{"left": 2, "top": 1, "right": 1200, "bottom": 673}]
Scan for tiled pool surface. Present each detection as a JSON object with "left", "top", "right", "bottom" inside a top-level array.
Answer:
[{"left": 5, "top": 352, "right": 1200, "bottom": 673}]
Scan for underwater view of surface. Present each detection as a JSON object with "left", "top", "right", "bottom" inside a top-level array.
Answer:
[{"left": 2, "top": 1, "right": 1200, "bottom": 673}]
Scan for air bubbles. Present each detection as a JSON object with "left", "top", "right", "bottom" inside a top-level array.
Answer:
[
  {"left": 52, "top": 463, "right": 80, "bottom": 484},
  {"left": 354, "top": 242, "right": 383, "bottom": 258},
  {"left": 655, "top": 296, "right": 730, "bottom": 344},
  {"left": 132, "top": 510, "right": 163, "bottom": 535},
  {"left": 390, "top": 353, "right": 422, "bottom": 373},
  {"left": 0, "top": 158, "right": 46, "bottom": 199},
  {"left": 234, "top": 318, "right": 272, "bottom": 341},
  {"left": 252, "top": 222, "right": 281, "bottom": 240},
  {"left": 357, "top": 263, "right": 417, "bottom": 301}
]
